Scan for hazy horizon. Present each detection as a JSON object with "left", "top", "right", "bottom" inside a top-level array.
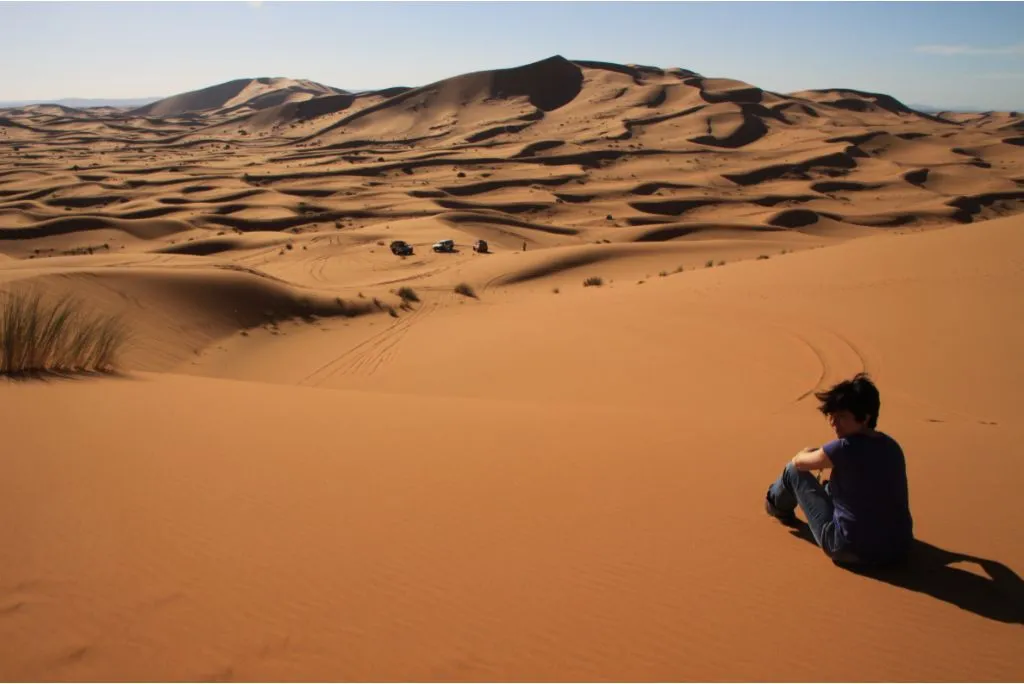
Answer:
[{"left": 2, "top": 1, "right": 1023, "bottom": 111}]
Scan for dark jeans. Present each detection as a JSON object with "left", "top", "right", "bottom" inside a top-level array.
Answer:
[{"left": 768, "top": 463, "right": 859, "bottom": 563}]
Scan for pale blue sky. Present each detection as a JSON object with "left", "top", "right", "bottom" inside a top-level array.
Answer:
[{"left": 2, "top": 1, "right": 1023, "bottom": 109}]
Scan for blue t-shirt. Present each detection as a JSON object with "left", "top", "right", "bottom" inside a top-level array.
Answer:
[{"left": 823, "top": 432, "right": 914, "bottom": 562}]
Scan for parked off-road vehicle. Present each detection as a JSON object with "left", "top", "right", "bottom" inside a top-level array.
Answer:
[{"left": 390, "top": 240, "right": 413, "bottom": 256}]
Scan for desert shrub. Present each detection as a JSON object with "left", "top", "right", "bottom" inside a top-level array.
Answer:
[
  {"left": 705, "top": 260, "right": 714, "bottom": 268},
  {"left": 717, "top": 260, "right": 725, "bottom": 266},
  {"left": 396, "top": 286, "right": 419, "bottom": 303},
  {"left": 552, "top": 287, "right": 560, "bottom": 294},
  {"left": 1, "top": 289, "right": 127, "bottom": 375},
  {"left": 757, "top": 254, "right": 770, "bottom": 260},
  {"left": 454, "top": 282, "right": 477, "bottom": 298},
  {"left": 659, "top": 271, "right": 668, "bottom": 277},
  {"left": 334, "top": 297, "right": 375, "bottom": 318},
  {"left": 583, "top": 277, "right": 603, "bottom": 287}
]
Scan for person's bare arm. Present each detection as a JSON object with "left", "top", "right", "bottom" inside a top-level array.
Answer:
[{"left": 791, "top": 447, "right": 833, "bottom": 471}]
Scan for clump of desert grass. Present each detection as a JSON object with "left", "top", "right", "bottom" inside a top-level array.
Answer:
[
  {"left": 454, "top": 282, "right": 477, "bottom": 298},
  {"left": 1, "top": 289, "right": 128, "bottom": 375},
  {"left": 396, "top": 286, "right": 419, "bottom": 303},
  {"left": 583, "top": 276, "right": 603, "bottom": 287}
]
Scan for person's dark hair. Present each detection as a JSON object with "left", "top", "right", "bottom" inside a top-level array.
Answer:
[{"left": 814, "top": 373, "right": 880, "bottom": 428}]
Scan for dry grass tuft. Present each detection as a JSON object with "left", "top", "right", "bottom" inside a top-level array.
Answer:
[
  {"left": 396, "top": 286, "right": 419, "bottom": 303},
  {"left": 1, "top": 289, "right": 128, "bottom": 375}
]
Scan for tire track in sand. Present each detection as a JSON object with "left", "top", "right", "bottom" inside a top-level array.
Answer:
[
  {"left": 788, "top": 325, "right": 869, "bottom": 403},
  {"left": 299, "top": 299, "right": 438, "bottom": 386}
]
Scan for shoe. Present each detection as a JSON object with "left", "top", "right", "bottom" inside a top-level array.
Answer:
[{"left": 765, "top": 494, "right": 798, "bottom": 526}]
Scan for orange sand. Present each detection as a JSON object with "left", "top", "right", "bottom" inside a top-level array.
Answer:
[{"left": 2, "top": 58, "right": 1023, "bottom": 681}]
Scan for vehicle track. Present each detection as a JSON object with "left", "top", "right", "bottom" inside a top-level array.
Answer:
[
  {"left": 299, "top": 298, "right": 439, "bottom": 386},
  {"left": 787, "top": 325, "right": 869, "bottom": 403}
]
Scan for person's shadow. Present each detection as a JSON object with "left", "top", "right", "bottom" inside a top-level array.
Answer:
[{"left": 788, "top": 523, "right": 1024, "bottom": 624}]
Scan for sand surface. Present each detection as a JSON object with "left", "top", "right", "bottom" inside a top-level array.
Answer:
[{"left": 2, "top": 58, "right": 1023, "bottom": 681}]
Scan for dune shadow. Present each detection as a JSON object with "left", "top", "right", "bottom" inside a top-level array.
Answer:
[{"left": 788, "top": 523, "right": 1024, "bottom": 624}]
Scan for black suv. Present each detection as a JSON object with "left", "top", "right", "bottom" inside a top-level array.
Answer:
[{"left": 390, "top": 240, "right": 413, "bottom": 256}]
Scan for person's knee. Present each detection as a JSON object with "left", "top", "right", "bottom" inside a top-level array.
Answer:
[{"left": 782, "top": 461, "right": 800, "bottom": 484}]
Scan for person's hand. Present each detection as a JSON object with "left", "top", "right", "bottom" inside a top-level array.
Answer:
[{"left": 792, "top": 447, "right": 814, "bottom": 465}]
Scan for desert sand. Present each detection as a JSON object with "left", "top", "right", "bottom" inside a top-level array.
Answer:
[{"left": 1, "top": 57, "right": 1023, "bottom": 681}]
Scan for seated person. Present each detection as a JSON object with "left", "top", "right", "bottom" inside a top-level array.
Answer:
[{"left": 765, "top": 373, "right": 914, "bottom": 566}]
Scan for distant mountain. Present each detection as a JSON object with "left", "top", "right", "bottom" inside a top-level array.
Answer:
[
  {"left": 908, "top": 103, "right": 1002, "bottom": 114},
  {"left": 0, "top": 96, "right": 163, "bottom": 109}
]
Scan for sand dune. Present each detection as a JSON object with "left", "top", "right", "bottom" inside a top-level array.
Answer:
[
  {"left": 2, "top": 57, "right": 1023, "bottom": 681},
  {"left": 131, "top": 78, "right": 344, "bottom": 118}
]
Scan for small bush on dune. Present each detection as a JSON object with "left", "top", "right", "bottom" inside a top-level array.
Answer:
[
  {"left": 705, "top": 260, "right": 714, "bottom": 268},
  {"left": 335, "top": 297, "right": 375, "bottom": 317},
  {"left": 1, "top": 289, "right": 127, "bottom": 375},
  {"left": 396, "top": 286, "right": 419, "bottom": 303},
  {"left": 757, "top": 254, "right": 770, "bottom": 260},
  {"left": 454, "top": 282, "right": 477, "bottom": 298},
  {"left": 583, "top": 276, "right": 603, "bottom": 287}
]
